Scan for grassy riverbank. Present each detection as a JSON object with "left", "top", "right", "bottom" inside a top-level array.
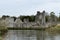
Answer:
[
  {"left": 45, "top": 24, "right": 60, "bottom": 33},
  {"left": 0, "top": 26, "right": 8, "bottom": 31},
  {"left": 0, "top": 26, "right": 8, "bottom": 34}
]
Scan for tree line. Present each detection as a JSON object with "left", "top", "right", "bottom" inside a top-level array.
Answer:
[{"left": 1, "top": 11, "right": 60, "bottom": 22}]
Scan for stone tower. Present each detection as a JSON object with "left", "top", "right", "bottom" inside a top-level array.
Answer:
[
  {"left": 42, "top": 10, "right": 46, "bottom": 25},
  {"left": 35, "top": 10, "right": 46, "bottom": 25}
]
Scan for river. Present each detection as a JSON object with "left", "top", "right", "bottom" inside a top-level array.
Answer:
[{"left": 1, "top": 30, "right": 60, "bottom": 40}]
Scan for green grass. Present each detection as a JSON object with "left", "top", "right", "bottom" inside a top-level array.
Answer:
[
  {"left": 45, "top": 24, "right": 60, "bottom": 33},
  {"left": 0, "top": 26, "right": 8, "bottom": 31},
  {"left": 0, "top": 37, "right": 3, "bottom": 40}
]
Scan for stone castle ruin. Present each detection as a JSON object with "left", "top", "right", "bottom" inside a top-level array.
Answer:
[{"left": 0, "top": 10, "right": 57, "bottom": 28}]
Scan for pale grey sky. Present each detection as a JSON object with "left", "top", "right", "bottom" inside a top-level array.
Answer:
[{"left": 0, "top": 0, "right": 60, "bottom": 17}]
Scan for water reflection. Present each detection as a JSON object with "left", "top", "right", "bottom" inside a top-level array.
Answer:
[{"left": 1, "top": 30, "right": 60, "bottom": 40}]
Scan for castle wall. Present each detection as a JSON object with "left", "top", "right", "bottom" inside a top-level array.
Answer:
[
  {"left": 5, "top": 17, "right": 14, "bottom": 27},
  {"left": 0, "top": 11, "right": 47, "bottom": 28}
]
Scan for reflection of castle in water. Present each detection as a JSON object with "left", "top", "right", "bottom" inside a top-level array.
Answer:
[{"left": 3, "top": 30, "right": 56, "bottom": 40}]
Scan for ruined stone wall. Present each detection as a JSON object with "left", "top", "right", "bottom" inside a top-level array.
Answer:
[
  {"left": 5, "top": 17, "right": 14, "bottom": 27},
  {"left": 0, "top": 11, "right": 47, "bottom": 28}
]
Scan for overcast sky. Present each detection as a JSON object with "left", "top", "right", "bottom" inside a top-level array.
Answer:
[{"left": 0, "top": 0, "right": 60, "bottom": 17}]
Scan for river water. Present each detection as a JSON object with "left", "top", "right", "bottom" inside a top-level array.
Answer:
[{"left": 1, "top": 30, "right": 60, "bottom": 40}]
